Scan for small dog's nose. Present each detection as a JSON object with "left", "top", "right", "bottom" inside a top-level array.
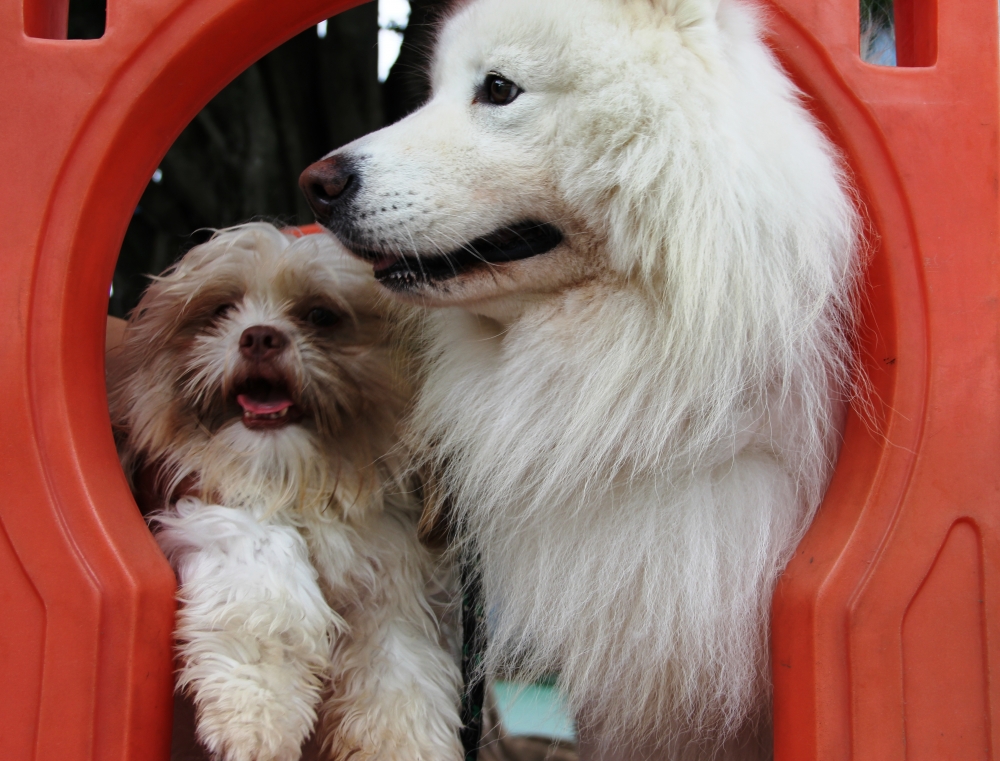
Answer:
[
  {"left": 239, "top": 325, "right": 288, "bottom": 361},
  {"left": 299, "top": 155, "right": 359, "bottom": 225}
]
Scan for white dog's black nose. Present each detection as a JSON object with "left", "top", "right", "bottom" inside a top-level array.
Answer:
[
  {"left": 299, "top": 155, "right": 358, "bottom": 226},
  {"left": 239, "top": 325, "right": 288, "bottom": 362}
]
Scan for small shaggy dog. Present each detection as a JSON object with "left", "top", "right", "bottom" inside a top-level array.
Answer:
[
  {"left": 106, "top": 224, "right": 462, "bottom": 761},
  {"left": 300, "top": 0, "right": 861, "bottom": 758}
]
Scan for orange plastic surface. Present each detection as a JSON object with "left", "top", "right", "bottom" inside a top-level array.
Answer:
[
  {"left": 0, "top": 0, "right": 995, "bottom": 760},
  {"left": 0, "top": 2, "right": 363, "bottom": 760},
  {"left": 766, "top": 1, "right": 1000, "bottom": 759}
]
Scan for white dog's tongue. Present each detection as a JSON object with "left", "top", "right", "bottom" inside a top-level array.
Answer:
[{"left": 236, "top": 394, "right": 294, "bottom": 415}]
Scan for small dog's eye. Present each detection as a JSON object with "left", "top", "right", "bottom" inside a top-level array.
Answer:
[
  {"left": 306, "top": 307, "right": 339, "bottom": 328},
  {"left": 482, "top": 72, "right": 522, "bottom": 105},
  {"left": 214, "top": 304, "right": 234, "bottom": 319}
]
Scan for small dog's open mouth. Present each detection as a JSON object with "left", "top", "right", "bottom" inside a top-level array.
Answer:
[
  {"left": 234, "top": 377, "right": 302, "bottom": 430},
  {"left": 350, "top": 221, "right": 563, "bottom": 290}
]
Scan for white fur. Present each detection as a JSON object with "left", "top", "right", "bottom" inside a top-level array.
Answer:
[
  {"left": 322, "top": 0, "right": 861, "bottom": 758},
  {"left": 154, "top": 498, "right": 338, "bottom": 761},
  {"left": 107, "top": 225, "right": 463, "bottom": 761}
]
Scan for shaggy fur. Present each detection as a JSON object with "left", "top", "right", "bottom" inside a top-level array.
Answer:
[
  {"left": 107, "top": 224, "right": 463, "bottom": 761},
  {"left": 302, "top": 0, "right": 862, "bottom": 758}
]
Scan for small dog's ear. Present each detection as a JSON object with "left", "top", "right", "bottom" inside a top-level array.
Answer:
[{"left": 116, "top": 271, "right": 234, "bottom": 376}]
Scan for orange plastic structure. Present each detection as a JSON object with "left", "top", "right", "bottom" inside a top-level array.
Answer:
[
  {"left": 767, "top": 2, "right": 1000, "bottom": 759},
  {"left": 0, "top": 0, "right": 995, "bottom": 759},
  {"left": 0, "top": 2, "right": 363, "bottom": 759}
]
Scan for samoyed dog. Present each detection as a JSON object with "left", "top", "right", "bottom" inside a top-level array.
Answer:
[{"left": 301, "top": 0, "right": 860, "bottom": 757}]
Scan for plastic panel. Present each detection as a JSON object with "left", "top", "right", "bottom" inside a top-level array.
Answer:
[
  {"left": 0, "top": 2, "right": 363, "bottom": 760},
  {"left": 768, "top": 0, "right": 999, "bottom": 759}
]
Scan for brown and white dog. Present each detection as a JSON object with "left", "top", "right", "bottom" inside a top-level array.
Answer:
[{"left": 107, "top": 223, "right": 462, "bottom": 761}]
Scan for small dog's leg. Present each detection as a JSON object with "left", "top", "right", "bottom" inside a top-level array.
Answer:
[
  {"left": 322, "top": 606, "right": 464, "bottom": 761},
  {"left": 310, "top": 518, "right": 463, "bottom": 761},
  {"left": 155, "top": 497, "right": 340, "bottom": 761}
]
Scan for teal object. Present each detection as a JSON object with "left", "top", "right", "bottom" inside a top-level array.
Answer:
[{"left": 493, "top": 680, "right": 576, "bottom": 741}]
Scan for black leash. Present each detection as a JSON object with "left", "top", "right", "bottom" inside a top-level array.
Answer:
[{"left": 459, "top": 549, "right": 486, "bottom": 761}]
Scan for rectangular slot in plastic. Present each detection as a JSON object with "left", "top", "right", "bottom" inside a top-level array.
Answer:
[
  {"left": 895, "top": 0, "right": 937, "bottom": 67},
  {"left": 23, "top": 0, "right": 68, "bottom": 38},
  {"left": 22, "top": 0, "right": 104, "bottom": 39},
  {"left": 861, "top": 0, "right": 896, "bottom": 66}
]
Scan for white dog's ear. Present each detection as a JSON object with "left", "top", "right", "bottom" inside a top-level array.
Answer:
[{"left": 647, "top": 0, "right": 721, "bottom": 28}]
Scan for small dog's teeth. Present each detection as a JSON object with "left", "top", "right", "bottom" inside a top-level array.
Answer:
[{"left": 242, "top": 407, "right": 291, "bottom": 421}]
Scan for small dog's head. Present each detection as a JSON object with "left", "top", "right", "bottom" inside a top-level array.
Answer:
[{"left": 108, "top": 223, "right": 409, "bottom": 514}]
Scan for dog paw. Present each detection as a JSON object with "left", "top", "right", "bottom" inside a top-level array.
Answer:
[
  {"left": 321, "top": 676, "right": 463, "bottom": 761},
  {"left": 191, "top": 664, "right": 319, "bottom": 761},
  {"left": 160, "top": 502, "right": 337, "bottom": 760},
  {"left": 324, "top": 727, "right": 463, "bottom": 761}
]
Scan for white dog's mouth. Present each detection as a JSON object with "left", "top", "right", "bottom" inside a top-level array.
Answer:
[
  {"left": 233, "top": 376, "right": 303, "bottom": 430},
  {"left": 349, "top": 221, "right": 563, "bottom": 290}
]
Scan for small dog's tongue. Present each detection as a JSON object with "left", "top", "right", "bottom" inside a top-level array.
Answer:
[{"left": 237, "top": 394, "right": 294, "bottom": 415}]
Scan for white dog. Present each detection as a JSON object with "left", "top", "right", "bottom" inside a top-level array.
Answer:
[
  {"left": 301, "top": 0, "right": 861, "bottom": 758},
  {"left": 107, "top": 224, "right": 463, "bottom": 761}
]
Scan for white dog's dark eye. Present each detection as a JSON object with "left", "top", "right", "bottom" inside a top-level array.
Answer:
[
  {"left": 306, "top": 307, "right": 339, "bottom": 328},
  {"left": 483, "top": 72, "right": 521, "bottom": 105},
  {"left": 214, "top": 303, "right": 234, "bottom": 319}
]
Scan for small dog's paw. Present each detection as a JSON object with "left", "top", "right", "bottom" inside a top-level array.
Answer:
[
  {"left": 192, "top": 664, "right": 318, "bottom": 761},
  {"left": 324, "top": 730, "right": 463, "bottom": 761},
  {"left": 323, "top": 688, "right": 463, "bottom": 761}
]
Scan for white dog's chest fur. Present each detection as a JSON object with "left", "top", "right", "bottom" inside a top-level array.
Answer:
[{"left": 412, "top": 290, "right": 812, "bottom": 750}]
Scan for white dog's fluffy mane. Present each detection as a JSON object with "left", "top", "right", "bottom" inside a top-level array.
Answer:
[{"left": 402, "top": 0, "right": 862, "bottom": 748}]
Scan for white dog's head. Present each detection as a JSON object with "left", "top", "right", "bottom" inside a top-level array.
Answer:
[
  {"left": 302, "top": 0, "right": 856, "bottom": 319},
  {"left": 107, "top": 224, "right": 408, "bottom": 514}
]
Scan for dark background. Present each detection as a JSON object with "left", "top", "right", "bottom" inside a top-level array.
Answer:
[
  {"left": 66, "top": 0, "right": 892, "bottom": 318},
  {"left": 65, "top": 0, "right": 446, "bottom": 318}
]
